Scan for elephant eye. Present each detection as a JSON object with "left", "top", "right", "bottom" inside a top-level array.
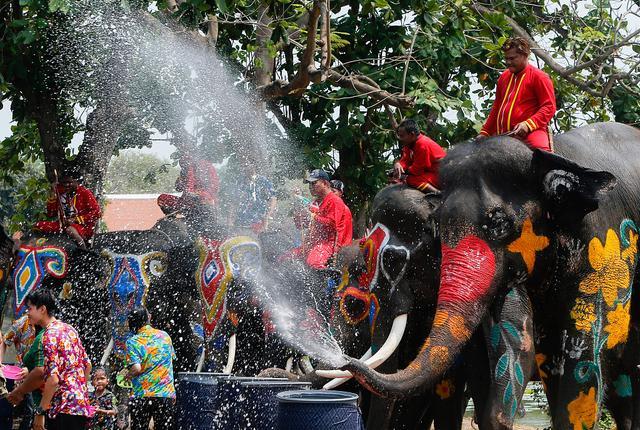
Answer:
[{"left": 482, "top": 208, "right": 513, "bottom": 241}]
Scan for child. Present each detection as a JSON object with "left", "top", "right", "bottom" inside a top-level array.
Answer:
[{"left": 87, "top": 367, "right": 117, "bottom": 430}]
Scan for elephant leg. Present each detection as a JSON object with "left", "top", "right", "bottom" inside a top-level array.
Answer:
[
  {"left": 464, "top": 330, "right": 491, "bottom": 428},
  {"left": 431, "top": 366, "right": 467, "bottom": 430},
  {"left": 479, "top": 283, "right": 536, "bottom": 429}
]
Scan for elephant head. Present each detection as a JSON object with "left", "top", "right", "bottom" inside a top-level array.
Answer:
[
  {"left": 345, "top": 137, "right": 616, "bottom": 398},
  {"left": 95, "top": 230, "right": 174, "bottom": 364}
]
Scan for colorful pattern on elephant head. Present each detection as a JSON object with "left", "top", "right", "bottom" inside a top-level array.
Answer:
[
  {"left": 439, "top": 235, "right": 495, "bottom": 304},
  {"left": 567, "top": 387, "right": 597, "bottom": 430},
  {"left": 337, "top": 286, "right": 379, "bottom": 337},
  {"left": 195, "top": 236, "right": 261, "bottom": 340},
  {"left": 102, "top": 250, "right": 167, "bottom": 358},
  {"left": 12, "top": 244, "right": 68, "bottom": 314},
  {"left": 435, "top": 378, "right": 454, "bottom": 400},
  {"left": 507, "top": 218, "right": 549, "bottom": 274},
  {"left": 357, "top": 223, "right": 390, "bottom": 290}
]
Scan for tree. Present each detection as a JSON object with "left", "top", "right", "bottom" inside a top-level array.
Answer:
[{"left": 103, "top": 152, "right": 180, "bottom": 194}]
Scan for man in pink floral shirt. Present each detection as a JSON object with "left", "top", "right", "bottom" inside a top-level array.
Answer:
[{"left": 25, "top": 289, "right": 92, "bottom": 430}]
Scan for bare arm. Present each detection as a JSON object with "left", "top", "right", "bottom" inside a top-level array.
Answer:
[
  {"left": 127, "top": 363, "right": 142, "bottom": 379},
  {"left": 40, "top": 373, "right": 59, "bottom": 410}
]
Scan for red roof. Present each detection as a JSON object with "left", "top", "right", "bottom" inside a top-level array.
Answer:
[{"left": 102, "top": 194, "right": 177, "bottom": 231}]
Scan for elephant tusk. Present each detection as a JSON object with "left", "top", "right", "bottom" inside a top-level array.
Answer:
[
  {"left": 285, "top": 357, "right": 294, "bottom": 372},
  {"left": 196, "top": 348, "right": 206, "bottom": 373},
  {"left": 222, "top": 334, "right": 237, "bottom": 374},
  {"left": 318, "top": 314, "right": 408, "bottom": 386},
  {"left": 300, "top": 356, "right": 314, "bottom": 374},
  {"left": 100, "top": 338, "right": 114, "bottom": 366}
]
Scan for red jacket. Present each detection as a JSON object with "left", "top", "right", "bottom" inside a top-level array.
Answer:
[
  {"left": 480, "top": 64, "right": 556, "bottom": 150},
  {"left": 177, "top": 159, "right": 219, "bottom": 204},
  {"left": 305, "top": 192, "right": 353, "bottom": 268},
  {"left": 398, "top": 134, "right": 446, "bottom": 190},
  {"left": 46, "top": 185, "right": 101, "bottom": 231}
]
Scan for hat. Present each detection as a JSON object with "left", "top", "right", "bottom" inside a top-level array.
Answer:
[
  {"left": 304, "top": 169, "right": 330, "bottom": 183},
  {"left": 330, "top": 180, "right": 345, "bottom": 193}
]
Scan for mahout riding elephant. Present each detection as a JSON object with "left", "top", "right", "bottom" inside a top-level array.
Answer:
[
  {"left": 319, "top": 184, "right": 536, "bottom": 429},
  {"left": 345, "top": 122, "right": 640, "bottom": 429}
]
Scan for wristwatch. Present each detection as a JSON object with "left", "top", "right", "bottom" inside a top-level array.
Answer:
[{"left": 34, "top": 405, "right": 47, "bottom": 416}]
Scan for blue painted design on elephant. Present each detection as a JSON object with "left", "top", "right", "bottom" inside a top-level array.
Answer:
[
  {"left": 613, "top": 374, "right": 632, "bottom": 397},
  {"left": 12, "top": 245, "right": 68, "bottom": 314},
  {"left": 103, "top": 251, "right": 167, "bottom": 358}
]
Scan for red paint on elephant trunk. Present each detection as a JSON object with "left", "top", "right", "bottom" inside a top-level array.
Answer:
[{"left": 438, "top": 235, "right": 496, "bottom": 304}]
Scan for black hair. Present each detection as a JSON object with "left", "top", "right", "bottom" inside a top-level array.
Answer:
[
  {"left": 92, "top": 366, "right": 109, "bottom": 379},
  {"left": 398, "top": 119, "right": 420, "bottom": 135},
  {"left": 128, "top": 306, "right": 150, "bottom": 334},
  {"left": 25, "top": 289, "right": 59, "bottom": 316},
  {"left": 61, "top": 168, "right": 82, "bottom": 180}
]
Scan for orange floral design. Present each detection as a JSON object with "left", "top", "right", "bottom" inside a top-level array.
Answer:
[
  {"left": 604, "top": 302, "right": 631, "bottom": 349},
  {"left": 429, "top": 346, "right": 450, "bottom": 372},
  {"left": 507, "top": 218, "right": 549, "bottom": 274},
  {"left": 579, "top": 229, "right": 630, "bottom": 307},
  {"left": 621, "top": 230, "right": 638, "bottom": 264},
  {"left": 433, "top": 310, "right": 448, "bottom": 327},
  {"left": 570, "top": 298, "right": 596, "bottom": 333},
  {"left": 435, "top": 378, "right": 455, "bottom": 400},
  {"left": 449, "top": 314, "right": 471, "bottom": 341},
  {"left": 567, "top": 387, "right": 597, "bottom": 430}
]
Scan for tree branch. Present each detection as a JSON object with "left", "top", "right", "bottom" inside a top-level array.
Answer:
[{"left": 471, "top": 2, "right": 628, "bottom": 98}]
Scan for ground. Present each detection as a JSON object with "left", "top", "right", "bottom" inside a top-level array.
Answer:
[{"left": 460, "top": 417, "right": 538, "bottom": 430}]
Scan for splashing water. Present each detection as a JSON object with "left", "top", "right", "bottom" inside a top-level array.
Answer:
[{"left": 253, "top": 269, "right": 348, "bottom": 369}]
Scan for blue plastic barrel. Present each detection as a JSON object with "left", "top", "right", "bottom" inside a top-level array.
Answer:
[
  {"left": 176, "top": 372, "right": 226, "bottom": 430},
  {"left": 175, "top": 373, "right": 295, "bottom": 430},
  {"left": 277, "top": 390, "right": 364, "bottom": 430},
  {"left": 216, "top": 378, "right": 311, "bottom": 430}
]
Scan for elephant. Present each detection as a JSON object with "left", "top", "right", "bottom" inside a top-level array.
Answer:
[
  {"left": 345, "top": 122, "right": 640, "bottom": 429},
  {"left": 0, "top": 231, "right": 107, "bottom": 359},
  {"left": 319, "top": 184, "right": 536, "bottom": 429}
]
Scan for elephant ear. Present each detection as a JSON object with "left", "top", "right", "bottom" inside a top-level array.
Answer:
[{"left": 532, "top": 149, "right": 617, "bottom": 224}]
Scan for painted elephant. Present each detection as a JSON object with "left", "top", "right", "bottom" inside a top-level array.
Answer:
[
  {"left": 95, "top": 218, "right": 264, "bottom": 375},
  {"left": 0, "top": 232, "right": 106, "bottom": 359},
  {"left": 320, "top": 184, "right": 536, "bottom": 429},
  {"left": 346, "top": 122, "right": 640, "bottom": 429}
]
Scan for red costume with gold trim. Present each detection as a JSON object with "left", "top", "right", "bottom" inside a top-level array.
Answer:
[
  {"left": 480, "top": 64, "right": 556, "bottom": 151},
  {"left": 397, "top": 134, "right": 446, "bottom": 191},
  {"left": 35, "top": 185, "right": 101, "bottom": 240}
]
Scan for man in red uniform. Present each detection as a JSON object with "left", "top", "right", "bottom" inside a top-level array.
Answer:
[
  {"left": 478, "top": 37, "right": 556, "bottom": 151},
  {"left": 392, "top": 119, "right": 446, "bottom": 193},
  {"left": 34, "top": 170, "right": 101, "bottom": 249},
  {"left": 330, "top": 180, "right": 353, "bottom": 247},
  {"left": 287, "top": 170, "right": 353, "bottom": 269},
  {"left": 157, "top": 142, "right": 219, "bottom": 217}
]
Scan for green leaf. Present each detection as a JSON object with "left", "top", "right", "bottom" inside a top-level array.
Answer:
[
  {"left": 215, "top": 0, "right": 229, "bottom": 14},
  {"left": 49, "top": 0, "right": 71, "bottom": 13}
]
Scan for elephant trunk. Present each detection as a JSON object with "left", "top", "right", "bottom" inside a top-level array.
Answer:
[{"left": 344, "top": 235, "right": 497, "bottom": 399}]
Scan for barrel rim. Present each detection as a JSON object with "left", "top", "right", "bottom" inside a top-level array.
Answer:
[{"left": 276, "top": 390, "right": 359, "bottom": 403}]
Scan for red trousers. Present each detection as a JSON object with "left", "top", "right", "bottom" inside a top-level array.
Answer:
[
  {"left": 280, "top": 243, "right": 335, "bottom": 269},
  {"left": 522, "top": 129, "right": 551, "bottom": 151},
  {"left": 34, "top": 221, "right": 94, "bottom": 240}
]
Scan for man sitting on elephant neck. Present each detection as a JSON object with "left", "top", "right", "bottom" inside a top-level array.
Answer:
[
  {"left": 34, "top": 170, "right": 101, "bottom": 250},
  {"left": 284, "top": 169, "right": 352, "bottom": 269},
  {"left": 157, "top": 134, "right": 219, "bottom": 220},
  {"left": 392, "top": 119, "right": 445, "bottom": 193},
  {"left": 477, "top": 37, "right": 556, "bottom": 151}
]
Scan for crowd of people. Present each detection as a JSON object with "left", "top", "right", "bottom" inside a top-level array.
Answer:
[
  {"left": 0, "top": 290, "right": 175, "bottom": 430},
  {"left": 0, "top": 35, "right": 556, "bottom": 429}
]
